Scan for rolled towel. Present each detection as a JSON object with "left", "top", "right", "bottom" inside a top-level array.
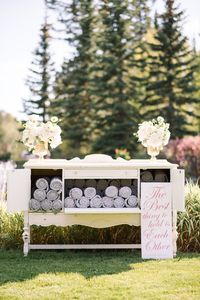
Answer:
[
  {"left": 125, "top": 195, "right": 138, "bottom": 208},
  {"left": 69, "top": 187, "right": 83, "bottom": 200},
  {"left": 64, "top": 197, "right": 76, "bottom": 208},
  {"left": 85, "top": 179, "right": 97, "bottom": 187},
  {"left": 29, "top": 198, "right": 41, "bottom": 211},
  {"left": 41, "top": 199, "right": 52, "bottom": 211},
  {"left": 65, "top": 179, "right": 75, "bottom": 189},
  {"left": 76, "top": 196, "right": 90, "bottom": 208},
  {"left": 154, "top": 170, "right": 168, "bottom": 182},
  {"left": 131, "top": 185, "right": 138, "bottom": 196},
  {"left": 132, "top": 179, "right": 138, "bottom": 187},
  {"left": 47, "top": 190, "right": 59, "bottom": 201},
  {"left": 102, "top": 196, "right": 114, "bottom": 208},
  {"left": 90, "top": 195, "right": 103, "bottom": 208},
  {"left": 141, "top": 171, "right": 153, "bottom": 182},
  {"left": 52, "top": 199, "right": 62, "bottom": 211},
  {"left": 105, "top": 186, "right": 118, "bottom": 198},
  {"left": 74, "top": 179, "right": 85, "bottom": 189},
  {"left": 35, "top": 177, "right": 49, "bottom": 190},
  {"left": 120, "top": 179, "right": 132, "bottom": 186},
  {"left": 97, "top": 179, "right": 108, "bottom": 190},
  {"left": 114, "top": 196, "right": 125, "bottom": 208},
  {"left": 33, "top": 189, "right": 46, "bottom": 201},
  {"left": 119, "top": 186, "right": 132, "bottom": 198},
  {"left": 109, "top": 179, "right": 120, "bottom": 188},
  {"left": 50, "top": 177, "right": 62, "bottom": 191},
  {"left": 84, "top": 187, "right": 96, "bottom": 199}
]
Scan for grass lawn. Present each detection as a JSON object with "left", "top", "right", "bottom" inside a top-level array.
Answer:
[{"left": 0, "top": 250, "right": 199, "bottom": 300}]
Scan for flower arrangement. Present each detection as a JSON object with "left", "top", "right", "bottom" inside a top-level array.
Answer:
[
  {"left": 135, "top": 116, "right": 170, "bottom": 159},
  {"left": 22, "top": 115, "right": 62, "bottom": 158}
]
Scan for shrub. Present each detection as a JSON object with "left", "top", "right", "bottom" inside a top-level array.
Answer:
[
  {"left": 177, "top": 181, "right": 200, "bottom": 252},
  {"left": 164, "top": 136, "right": 200, "bottom": 180}
]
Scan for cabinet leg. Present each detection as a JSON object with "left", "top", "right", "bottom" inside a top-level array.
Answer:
[
  {"left": 172, "top": 210, "right": 178, "bottom": 257},
  {"left": 23, "top": 211, "right": 29, "bottom": 256}
]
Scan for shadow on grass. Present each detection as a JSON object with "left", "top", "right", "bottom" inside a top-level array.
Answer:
[{"left": 0, "top": 250, "right": 199, "bottom": 285}]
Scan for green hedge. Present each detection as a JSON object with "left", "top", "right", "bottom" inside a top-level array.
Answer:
[{"left": 0, "top": 182, "right": 199, "bottom": 251}]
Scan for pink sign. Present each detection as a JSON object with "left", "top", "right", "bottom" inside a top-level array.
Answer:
[{"left": 141, "top": 183, "right": 173, "bottom": 259}]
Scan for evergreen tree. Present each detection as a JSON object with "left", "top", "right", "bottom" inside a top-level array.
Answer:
[
  {"left": 90, "top": 0, "right": 150, "bottom": 156},
  {"left": 144, "top": 0, "right": 199, "bottom": 138},
  {"left": 23, "top": 11, "right": 54, "bottom": 122},
  {"left": 52, "top": 0, "right": 95, "bottom": 156}
]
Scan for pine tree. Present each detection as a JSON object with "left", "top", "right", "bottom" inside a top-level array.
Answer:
[
  {"left": 144, "top": 0, "right": 199, "bottom": 138},
  {"left": 52, "top": 0, "right": 95, "bottom": 156},
  {"left": 90, "top": 0, "right": 150, "bottom": 156},
  {"left": 23, "top": 10, "right": 54, "bottom": 122}
]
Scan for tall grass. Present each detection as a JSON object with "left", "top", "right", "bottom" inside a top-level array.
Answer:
[
  {"left": 0, "top": 182, "right": 199, "bottom": 251},
  {"left": 177, "top": 181, "right": 200, "bottom": 252}
]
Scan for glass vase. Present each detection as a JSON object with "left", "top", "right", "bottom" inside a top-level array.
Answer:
[
  {"left": 147, "top": 146, "right": 160, "bottom": 160},
  {"left": 33, "top": 141, "right": 48, "bottom": 159}
]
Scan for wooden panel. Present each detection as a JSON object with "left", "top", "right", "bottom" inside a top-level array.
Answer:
[
  {"left": 29, "top": 244, "right": 141, "bottom": 250},
  {"left": 171, "top": 169, "right": 185, "bottom": 211},
  {"left": 64, "top": 169, "right": 138, "bottom": 179},
  {"left": 29, "top": 213, "right": 141, "bottom": 228},
  {"left": 7, "top": 169, "right": 31, "bottom": 213},
  {"left": 64, "top": 208, "right": 141, "bottom": 214}
]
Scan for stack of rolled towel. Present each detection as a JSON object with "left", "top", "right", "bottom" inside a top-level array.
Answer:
[
  {"left": 29, "top": 177, "right": 63, "bottom": 212},
  {"left": 64, "top": 182, "right": 138, "bottom": 209},
  {"left": 140, "top": 170, "right": 169, "bottom": 182}
]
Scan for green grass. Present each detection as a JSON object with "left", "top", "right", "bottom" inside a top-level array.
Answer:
[{"left": 0, "top": 250, "right": 200, "bottom": 300}]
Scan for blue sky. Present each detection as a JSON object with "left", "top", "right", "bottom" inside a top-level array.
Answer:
[{"left": 0, "top": 0, "right": 200, "bottom": 120}]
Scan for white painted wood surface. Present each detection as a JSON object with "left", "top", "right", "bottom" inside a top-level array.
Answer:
[
  {"left": 171, "top": 169, "right": 185, "bottom": 211},
  {"left": 29, "top": 212, "right": 141, "bottom": 228},
  {"left": 7, "top": 169, "right": 31, "bottom": 213},
  {"left": 64, "top": 208, "right": 141, "bottom": 214},
  {"left": 64, "top": 169, "right": 138, "bottom": 179},
  {"left": 29, "top": 244, "right": 141, "bottom": 250}
]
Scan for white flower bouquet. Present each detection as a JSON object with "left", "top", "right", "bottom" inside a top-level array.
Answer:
[
  {"left": 135, "top": 116, "right": 170, "bottom": 159},
  {"left": 22, "top": 115, "right": 62, "bottom": 158}
]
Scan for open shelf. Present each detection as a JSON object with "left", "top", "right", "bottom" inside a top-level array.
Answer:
[{"left": 64, "top": 208, "right": 141, "bottom": 214}]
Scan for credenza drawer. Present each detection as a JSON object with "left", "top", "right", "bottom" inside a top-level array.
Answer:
[{"left": 64, "top": 169, "right": 138, "bottom": 179}]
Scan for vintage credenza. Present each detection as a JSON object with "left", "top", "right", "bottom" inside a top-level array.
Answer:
[{"left": 7, "top": 154, "right": 185, "bottom": 256}]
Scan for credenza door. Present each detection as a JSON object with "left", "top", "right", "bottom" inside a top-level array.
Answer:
[
  {"left": 7, "top": 169, "right": 31, "bottom": 213},
  {"left": 171, "top": 169, "right": 185, "bottom": 211}
]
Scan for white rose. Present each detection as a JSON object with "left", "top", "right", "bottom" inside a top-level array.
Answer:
[
  {"left": 50, "top": 136, "right": 62, "bottom": 149},
  {"left": 28, "top": 115, "right": 38, "bottom": 122},
  {"left": 147, "top": 131, "right": 163, "bottom": 147},
  {"left": 137, "top": 121, "right": 153, "bottom": 142}
]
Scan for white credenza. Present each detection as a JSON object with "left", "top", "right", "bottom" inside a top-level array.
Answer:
[{"left": 7, "top": 154, "right": 185, "bottom": 256}]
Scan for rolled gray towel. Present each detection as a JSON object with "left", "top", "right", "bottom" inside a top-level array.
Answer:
[
  {"left": 85, "top": 179, "right": 97, "bottom": 187},
  {"left": 84, "top": 187, "right": 96, "bottom": 199},
  {"left": 52, "top": 199, "right": 62, "bottom": 211},
  {"left": 35, "top": 177, "right": 49, "bottom": 190},
  {"left": 97, "top": 179, "right": 108, "bottom": 190},
  {"left": 132, "top": 179, "right": 138, "bottom": 187},
  {"left": 105, "top": 186, "right": 118, "bottom": 198},
  {"left": 41, "top": 199, "right": 52, "bottom": 211},
  {"left": 90, "top": 195, "right": 102, "bottom": 208},
  {"left": 74, "top": 179, "right": 85, "bottom": 189},
  {"left": 29, "top": 198, "right": 41, "bottom": 211},
  {"left": 65, "top": 179, "right": 75, "bottom": 189},
  {"left": 120, "top": 179, "right": 132, "bottom": 186},
  {"left": 141, "top": 171, "right": 153, "bottom": 182},
  {"left": 50, "top": 177, "right": 62, "bottom": 191},
  {"left": 64, "top": 197, "right": 76, "bottom": 208},
  {"left": 69, "top": 187, "right": 83, "bottom": 200},
  {"left": 154, "top": 170, "right": 168, "bottom": 182},
  {"left": 33, "top": 189, "right": 46, "bottom": 201},
  {"left": 119, "top": 186, "right": 132, "bottom": 198},
  {"left": 102, "top": 196, "right": 114, "bottom": 208},
  {"left": 125, "top": 195, "right": 138, "bottom": 208},
  {"left": 76, "top": 196, "right": 90, "bottom": 208},
  {"left": 47, "top": 190, "right": 59, "bottom": 201},
  {"left": 131, "top": 185, "right": 138, "bottom": 196},
  {"left": 114, "top": 196, "right": 125, "bottom": 208},
  {"left": 109, "top": 179, "right": 120, "bottom": 188}
]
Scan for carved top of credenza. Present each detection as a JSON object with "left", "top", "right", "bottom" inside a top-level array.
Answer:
[{"left": 24, "top": 154, "right": 178, "bottom": 169}]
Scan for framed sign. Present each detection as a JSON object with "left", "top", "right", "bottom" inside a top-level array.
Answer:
[{"left": 141, "top": 183, "right": 173, "bottom": 259}]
